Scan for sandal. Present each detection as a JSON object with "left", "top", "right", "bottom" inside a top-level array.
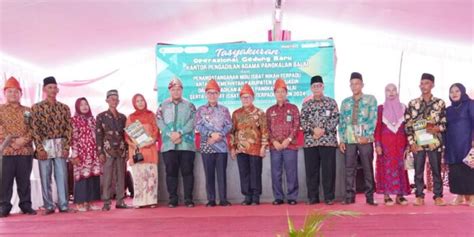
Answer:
[
  {"left": 396, "top": 196, "right": 408, "bottom": 206},
  {"left": 384, "top": 196, "right": 394, "bottom": 206}
]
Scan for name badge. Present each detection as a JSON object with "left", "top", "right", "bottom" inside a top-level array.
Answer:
[{"left": 286, "top": 114, "right": 292, "bottom": 122}]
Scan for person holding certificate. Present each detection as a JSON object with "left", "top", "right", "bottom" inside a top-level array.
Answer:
[
  {"left": 404, "top": 73, "right": 447, "bottom": 206},
  {"left": 125, "top": 94, "right": 159, "bottom": 208},
  {"left": 31, "top": 76, "right": 73, "bottom": 214},
  {"left": 339, "top": 72, "right": 378, "bottom": 206}
]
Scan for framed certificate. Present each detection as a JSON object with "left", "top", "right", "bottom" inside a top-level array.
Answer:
[
  {"left": 413, "top": 119, "right": 438, "bottom": 146},
  {"left": 124, "top": 121, "right": 154, "bottom": 148}
]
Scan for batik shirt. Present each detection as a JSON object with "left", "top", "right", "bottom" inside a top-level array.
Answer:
[
  {"left": 266, "top": 102, "right": 300, "bottom": 150},
  {"left": 195, "top": 103, "right": 232, "bottom": 154},
  {"left": 96, "top": 110, "right": 127, "bottom": 158},
  {"left": 231, "top": 105, "right": 268, "bottom": 157},
  {"left": 404, "top": 96, "right": 446, "bottom": 152},
  {"left": 0, "top": 103, "right": 34, "bottom": 156},
  {"left": 31, "top": 100, "right": 72, "bottom": 153},
  {"left": 156, "top": 98, "right": 196, "bottom": 153},
  {"left": 301, "top": 96, "right": 339, "bottom": 147},
  {"left": 338, "top": 94, "right": 378, "bottom": 144}
]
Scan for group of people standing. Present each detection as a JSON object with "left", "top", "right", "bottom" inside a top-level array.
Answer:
[{"left": 0, "top": 71, "right": 472, "bottom": 217}]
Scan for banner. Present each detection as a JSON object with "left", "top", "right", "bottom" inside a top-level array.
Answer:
[{"left": 156, "top": 40, "right": 335, "bottom": 111}]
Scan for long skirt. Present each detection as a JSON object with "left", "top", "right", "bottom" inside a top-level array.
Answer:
[
  {"left": 449, "top": 163, "right": 474, "bottom": 195},
  {"left": 131, "top": 163, "right": 158, "bottom": 207},
  {"left": 74, "top": 176, "right": 101, "bottom": 203}
]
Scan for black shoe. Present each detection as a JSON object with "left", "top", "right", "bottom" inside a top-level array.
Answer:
[
  {"left": 219, "top": 201, "right": 232, "bottom": 207},
  {"left": 252, "top": 196, "right": 260, "bottom": 205},
  {"left": 22, "top": 208, "right": 37, "bottom": 215},
  {"left": 206, "top": 201, "right": 217, "bottom": 207},
  {"left": 43, "top": 208, "right": 55, "bottom": 215},
  {"left": 241, "top": 200, "right": 252, "bottom": 206},
  {"left": 0, "top": 212, "right": 9, "bottom": 218},
  {"left": 272, "top": 199, "right": 284, "bottom": 205},
  {"left": 116, "top": 204, "right": 132, "bottom": 209},
  {"left": 168, "top": 202, "right": 178, "bottom": 208},
  {"left": 342, "top": 198, "right": 355, "bottom": 205},
  {"left": 288, "top": 200, "right": 297, "bottom": 205},
  {"left": 306, "top": 199, "right": 320, "bottom": 205},
  {"left": 366, "top": 199, "right": 378, "bottom": 206},
  {"left": 102, "top": 204, "right": 111, "bottom": 211},
  {"left": 325, "top": 200, "right": 334, "bottom": 205},
  {"left": 184, "top": 201, "right": 195, "bottom": 208}
]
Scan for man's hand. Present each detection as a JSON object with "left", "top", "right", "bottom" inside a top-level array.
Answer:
[
  {"left": 99, "top": 154, "right": 106, "bottom": 163},
  {"left": 37, "top": 150, "right": 48, "bottom": 160},
  {"left": 170, "top": 132, "right": 181, "bottom": 142},
  {"left": 426, "top": 125, "right": 441, "bottom": 135},
  {"left": 210, "top": 132, "right": 222, "bottom": 142},
  {"left": 273, "top": 141, "right": 283, "bottom": 151},
  {"left": 260, "top": 146, "right": 266, "bottom": 158},
  {"left": 376, "top": 146, "right": 383, "bottom": 156},
  {"left": 231, "top": 149, "right": 237, "bottom": 160},
  {"left": 281, "top": 139, "right": 291, "bottom": 149},
  {"left": 339, "top": 143, "right": 346, "bottom": 154},
  {"left": 313, "top": 127, "right": 325, "bottom": 138},
  {"left": 357, "top": 137, "right": 369, "bottom": 144},
  {"left": 410, "top": 144, "right": 420, "bottom": 154},
  {"left": 62, "top": 150, "right": 70, "bottom": 159}
]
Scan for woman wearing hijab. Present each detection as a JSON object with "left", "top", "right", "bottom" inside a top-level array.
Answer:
[
  {"left": 374, "top": 84, "right": 411, "bottom": 206},
  {"left": 70, "top": 98, "right": 102, "bottom": 211},
  {"left": 126, "top": 94, "right": 160, "bottom": 208},
  {"left": 445, "top": 83, "right": 474, "bottom": 206}
]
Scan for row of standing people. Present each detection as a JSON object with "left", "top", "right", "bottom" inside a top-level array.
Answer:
[{"left": 0, "top": 72, "right": 473, "bottom": 217}]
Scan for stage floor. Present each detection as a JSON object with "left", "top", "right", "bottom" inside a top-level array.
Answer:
[{"left": 1, "top": 193, "right": 472, "bottom": 237}]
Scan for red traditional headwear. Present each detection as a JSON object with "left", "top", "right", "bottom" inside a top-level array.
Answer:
[
  {"left": 240, "top": 83, "right": 254, "bottom": 97},
  {"left": 4, "top": 76, "right": 22, "bottom": 92},
  {"left": 205, "top": 79, "right": 221, "bottom": 92}
]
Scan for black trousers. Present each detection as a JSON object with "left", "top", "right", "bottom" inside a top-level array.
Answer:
[
  {"left": 345, "top": 143, "right": 375, "bottom": 200},
  {"left": 162, "top": 150, "right": 195, "bottom": 203},
  {"left": 237, "top": 153, "right": 263, "bottom": 200},
  {"left": 202, "top": 153, "right": 228, "bottom": 202},
  {"left": 414, "top": 150, "right": 443, "bottom": 199},
  {"left": 0, "top": 155, "right": 33, "bottom": 214},
  {"left": 304, "top": 146, "right": 336, "bottom": 202}
]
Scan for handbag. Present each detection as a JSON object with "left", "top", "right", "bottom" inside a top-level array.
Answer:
[{"left": 133, "top": 148, "right": 144, "bottom": 163}]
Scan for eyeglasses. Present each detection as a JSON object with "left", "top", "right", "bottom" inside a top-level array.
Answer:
[{"left": 206, "top": 91, "right": 219, "bottom": 96}]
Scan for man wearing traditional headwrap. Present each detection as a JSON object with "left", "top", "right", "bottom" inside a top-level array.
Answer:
[
  {"left": 0, "top": 77, "right": 37, "bottom": 217},
  {"left": 267, "top": 78, "right": 300, "bottom": 205},
  {"left": 157, "top": 77, "right": 197, "bottom": 208},
  {"left": 195, "top": 79, "right": 232, "bottom": 207},
  {"left": 231, "top": 83, "right": 268, "bottom": 205}
]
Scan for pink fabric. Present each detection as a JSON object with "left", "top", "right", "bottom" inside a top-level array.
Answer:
[{"left": 382, "top": 84, "right": 405, "bottom": 133}]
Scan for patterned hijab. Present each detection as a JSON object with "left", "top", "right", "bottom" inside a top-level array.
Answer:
[
  {"left": 74, "top": 97, "right": 93, "bottom": 118},
  {"left": 382, "top": 84, "right": 405, "bottom": 133}
]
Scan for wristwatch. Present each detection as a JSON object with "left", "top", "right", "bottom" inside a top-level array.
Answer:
[{"left": 287, "top": 137, "right": 293, "bottom": 142}]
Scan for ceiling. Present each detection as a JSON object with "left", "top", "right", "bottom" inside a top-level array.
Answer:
[{"left": 1, "top": 0, "right": 472, "bottom": 68}]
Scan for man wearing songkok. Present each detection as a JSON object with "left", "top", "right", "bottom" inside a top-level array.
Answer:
[{"left": 156, "top": 77, "right": 197, "bottom": 208}]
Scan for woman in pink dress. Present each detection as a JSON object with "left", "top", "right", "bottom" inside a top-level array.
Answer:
[
  {"left": 375, "top": 84, "right": 411, "bottom": 205},
  {"left": 70, "top": 98, "right": 102, "bottom": 211}
]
